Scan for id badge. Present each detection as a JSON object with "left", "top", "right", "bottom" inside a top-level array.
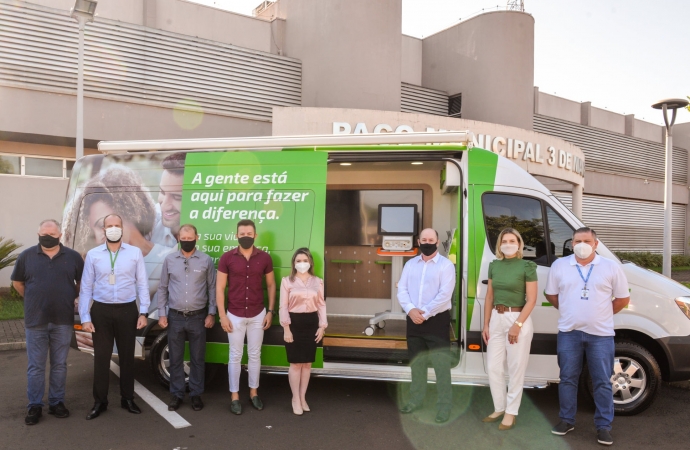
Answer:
[
  {"left": 109, "top": 273, "right": 115, "bottom": 285},
  {"left": 581, "top": 288, "right": 589, "bottom": 300}
]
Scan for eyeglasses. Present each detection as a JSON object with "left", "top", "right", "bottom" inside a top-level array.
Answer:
[{"left": 184, "top": 259, "right": 189, "bottom": 272}]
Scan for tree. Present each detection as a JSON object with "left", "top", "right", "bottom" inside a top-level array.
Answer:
[{"left": 0, "top": 237, "right": 22, "bottom": 272}]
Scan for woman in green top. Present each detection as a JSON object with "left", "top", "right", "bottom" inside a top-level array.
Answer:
[{"left": 481, "top": 228, "right": 538, "bottom": 430}]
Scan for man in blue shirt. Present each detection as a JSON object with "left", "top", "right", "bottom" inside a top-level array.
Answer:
[
  {"left": 11, "top": 219, "right": 84, "bottom": 426},
  {"left": 397, "top": 228, "right": 456, "bottom": 423},
  {"left": 79, "top": 214, "right": 150, "bottom": 420}
]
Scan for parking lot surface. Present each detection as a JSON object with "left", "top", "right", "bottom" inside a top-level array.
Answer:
[{"left": 2, "top": 348, "right": 689, "bottom": 450}]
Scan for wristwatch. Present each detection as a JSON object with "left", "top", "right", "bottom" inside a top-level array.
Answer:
[
  {"left": 140, "top": 313, "right": 149, "bottom": 318},
  {"left": 514, "top": 320, "right": 523, "bottom": 328},
  {"left": 268, "top": 309, "right": 277, "bottom": 315}
]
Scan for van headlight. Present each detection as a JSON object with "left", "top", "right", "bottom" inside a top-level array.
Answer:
[{"left": 675, "top": 297, "right": 690, "bottom": 320}]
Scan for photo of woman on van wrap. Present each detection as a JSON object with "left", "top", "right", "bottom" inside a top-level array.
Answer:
[
  {"left": 279, "top": 248, "right": 327, "bottom": 416},
  {"left": 482, "top": 228, "right": 538, "bottom": 430},
  {"left": 66, "top": 164, "right": 176, "bottom": 352}
]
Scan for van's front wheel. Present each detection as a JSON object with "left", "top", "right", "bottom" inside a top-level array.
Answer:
[{"left": 580, "top": 341, "right": 661, "bottom": 416}]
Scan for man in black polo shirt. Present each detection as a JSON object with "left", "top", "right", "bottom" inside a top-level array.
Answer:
[{"left": 11, "top": 219, "right": 84, "bottom": 426}]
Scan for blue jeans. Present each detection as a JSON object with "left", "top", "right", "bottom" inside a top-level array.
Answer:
[
  {"left": 25, "top": 323, "right": 73, "bottom": 409},
  {"left": 167, "top": 313, "right": 206, "bottom": 398},
  {"left": 557, "top": 330, "right": 615, "bottom": 430}
]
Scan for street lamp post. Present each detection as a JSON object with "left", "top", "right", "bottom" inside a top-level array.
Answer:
[
  {"left": 70, "top": 0, "right": 98, "bottom": 161},
  {"left": 652, "top": 98, "right": 690, "bottom": 278}
]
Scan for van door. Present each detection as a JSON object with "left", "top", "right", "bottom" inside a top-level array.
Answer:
[
  {"left": 180, "top": 150, "right": 328, "bottom": 368},
  {"left": 476, "top": 186, "right": 566, "bottom": 380}
]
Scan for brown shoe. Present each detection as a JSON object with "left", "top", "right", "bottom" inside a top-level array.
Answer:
[
  {"left": 482, "top": 411, "right": 504, "bottom": 423},
  {"left": 498, "top": 416, "right": 516, "bottom": 431}
]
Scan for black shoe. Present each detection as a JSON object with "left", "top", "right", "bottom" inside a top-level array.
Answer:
[
  {"left": 48, "top": 402, "right": 70, "bottom": 418},
  {"left": 230, "top": 400, "right": 242, "bottom": 415},
  {"left": 25, "top": 406, "right": 42, "bottom": 425},
  {"left": 399, "top": 403, "right": 420, "bottom": 414},
  {"left": 191, "top": 396, "right": 204, "bottom": 411},
  {"left": 86, "top": 402, "right": 107, "bottom": 420},
  {"left": 597, "top": 429, "right": 613, "bottom": 446},
  {"left": 551, "top": 421, "right": 575, "bottom": 435},
  {"left": 120, "top": 398, "right": 142, "bottom": 414},
  {"left": 435, "top": 409, "right": 451, "bottom": 423},
  {"left": 168, "top": 396, "right": 182, "bottom": 411},
  {"left": 250, "top": 395, "right": 264, "bottom": 411}
]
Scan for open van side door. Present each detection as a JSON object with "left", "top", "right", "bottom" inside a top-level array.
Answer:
[{"left": 180, "top": 150, "right": 328, "bottom": 368}]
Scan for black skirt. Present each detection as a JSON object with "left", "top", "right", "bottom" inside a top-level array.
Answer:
[{"left": 285, "top": 311, "right": 319, "bottom": 364}]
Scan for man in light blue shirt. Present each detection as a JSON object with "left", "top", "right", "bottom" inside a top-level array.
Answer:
[
  {"left": 397, "top": 228, "right": 456, "bottom": 423},
  {"left": 79, "top": 214, "right": 150, "bottom": 420}
]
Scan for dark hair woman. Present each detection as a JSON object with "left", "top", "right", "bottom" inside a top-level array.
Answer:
[{"left": 279, "top": 248, "right": 327, "bottom": 416}]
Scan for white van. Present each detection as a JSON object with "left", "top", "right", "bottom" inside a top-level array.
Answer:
[{"left": 66, "top": 132, "right": 690, "bottom": 416}]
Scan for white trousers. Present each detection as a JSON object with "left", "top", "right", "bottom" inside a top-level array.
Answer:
[
  {"left": 486, "top": 310, "right": 533, "bottom": 415},
  {"left": 227, "top": 309, "right": 266, "bottom": 393}
]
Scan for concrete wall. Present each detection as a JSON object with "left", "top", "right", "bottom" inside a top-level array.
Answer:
[
  {"left": 0, "top": 86, "right": 271, "bottom": 144},
  {"left": 272, "top": 107, "right": 585, "bottom": 188},
  {"left": 675, "top": 122, "right": 690, "bottom": 151},
  {"left": 634, "top": 118, "right": 663, "bottom": 143},
  {"left": 401, "top": 35, "right": 422, "bottom": 86},
  {"left": 585, "top": 171, "right": 688, "bottom": 205},
  {"left": 591, "top": 107, "right": 625, "bottom": 135},
  {"left": 422, "top": 11, "right": 534, "bottom": 130},
  {"left": 262, "top": 0, "right": 402, "bottom": 112},
  {"left": 23, "top": 0, "right": 274, "bottom": 53},
  {"left": 25, "top": 0, "right": 145, "bottom": 24},
  {"left": 537, "top": 92, "right": 580, "bottom": 123},
  {"left": 0, "top": 177, "right": 68, "bottom": 286},
  {"left": 151, "top": 0, "right": 272, "bottom": 52}
]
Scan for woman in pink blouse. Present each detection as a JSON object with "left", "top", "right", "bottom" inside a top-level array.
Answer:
[{"left": 279, "top": 248, "right": 327, "bottom": 415}]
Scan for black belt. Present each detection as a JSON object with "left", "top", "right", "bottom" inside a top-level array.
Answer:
[{"left": 169, "top": 308, "right": 206, "bottom": 317}]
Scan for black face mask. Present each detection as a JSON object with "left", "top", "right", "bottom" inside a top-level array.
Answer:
[
  {"left": 238, "top": 236, "right": 255, "bottom": 250},
  {"left": 180, "top": 240, "right": 197, "bottom": 252},
  {"left": 419, "top": 243, "right": 437, "bottom": 256},
  {"left": 39, "top": 235, "right": 60, "bottom": 249}
]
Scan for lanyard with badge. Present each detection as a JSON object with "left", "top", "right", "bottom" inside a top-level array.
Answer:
[
  {"left": 576, "top": 264, "right": 593, "bottom": 300},
  {"left": 108, "top": 247, "right": 119, "bottom": 285}
]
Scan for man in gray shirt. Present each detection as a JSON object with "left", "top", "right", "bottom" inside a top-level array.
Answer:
[{"left": 157, "top": 224, "right": 216, "bottom": 411}]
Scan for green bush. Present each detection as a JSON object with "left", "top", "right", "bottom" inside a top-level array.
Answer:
[
  {"left": 9, "top": 284, "right": 22, "bottom": 300},
  {"left": 615, "top": 252, "right": 690, "bottom": 269}
]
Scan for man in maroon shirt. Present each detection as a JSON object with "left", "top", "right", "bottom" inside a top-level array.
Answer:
[{"left": 216, "top": 219, "right": 276, "bottom": 415}]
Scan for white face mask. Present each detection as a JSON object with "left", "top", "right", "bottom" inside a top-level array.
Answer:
[
  {"left": 105, "top": 227, "right": 123, "bottom": 242},
  {"left": 500, "top": 244, "right": 519, "bottom": 257},
  {"left": 573, "top": 242, "right": 594, "bottom": 259},
  {"left": 295, "top": 262, "right": 310, "bottom": 274}
]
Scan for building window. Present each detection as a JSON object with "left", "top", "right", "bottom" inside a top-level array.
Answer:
[
  {"left": 0, "top": 155, "right": 21, "bottom": 175},
  {"left": 448, "top": 94, "right": 462, "bottom": 118},
  {"left": 0, "top": 154, "right": 74, "bottom": 179}
]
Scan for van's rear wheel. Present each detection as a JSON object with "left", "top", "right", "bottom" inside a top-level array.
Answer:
[
  {"left": 580, "top": 341, "right": 661, "bottom": 416},
  {"left": 149, "top": 331, "right": 218, "bottom": 389}
]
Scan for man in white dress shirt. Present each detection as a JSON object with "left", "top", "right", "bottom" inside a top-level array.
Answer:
[{"left": 397, "top": 228, "right": 456, "bottom": 423}]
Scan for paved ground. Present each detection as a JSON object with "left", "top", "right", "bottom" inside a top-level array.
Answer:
[
  {"left": 671, "top": 270, "right": 690, "bottom": 282},
  {"left": 2, "top": 348, "right": 690, "bottom": 450},
  {"left": 0, "top": 319, "right": 25, "bottom": 351}
]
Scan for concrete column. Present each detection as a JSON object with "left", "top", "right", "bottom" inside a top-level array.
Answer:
[
  {"left": 571, "top": 183, "right": 583, "bottom": 220},
  {"left": 143, "top": 0, "right": 157, "bottom": 28},
  {"left": 580, "top": 102, "right": 591, "bottom": 126},
  {"left": 624, "top": 114, "right": 635, "bottom": 136}
]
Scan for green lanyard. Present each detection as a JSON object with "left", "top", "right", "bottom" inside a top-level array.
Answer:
[{"left": 108, "top": 247, "right": 120, "bottom": 274}]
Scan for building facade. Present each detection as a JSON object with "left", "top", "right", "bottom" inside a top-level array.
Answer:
[{"left": 1, "top": 0, "right": 689, "bottom": 286}]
